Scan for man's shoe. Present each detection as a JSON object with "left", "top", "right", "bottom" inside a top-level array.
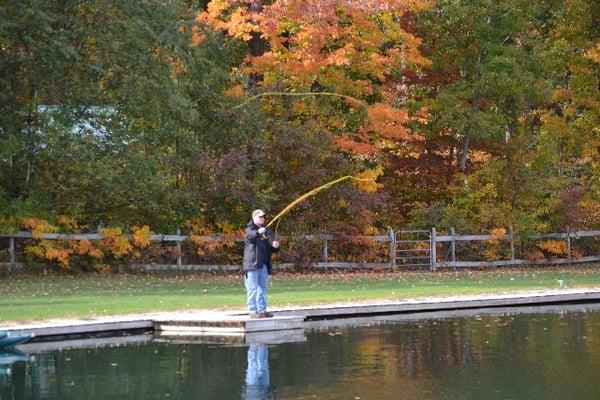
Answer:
[
  {"left": 259, "top": 311, "right": 274, "bottom": 318},
  {"left": 249, "top": 312, "right": 261, "bottom": 319}
]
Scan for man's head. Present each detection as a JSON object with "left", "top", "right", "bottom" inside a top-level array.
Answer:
[{"left": 252, "top": 209, "right": 266, "bottom": 226}]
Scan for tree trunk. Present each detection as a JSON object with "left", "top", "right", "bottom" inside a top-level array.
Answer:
[
  {"left": 249, "top": 0, "right": 265, "bottom": 57},
  {"left": 460, "top": 127, "right": 472, "bottom": 171},
  {"left": 460, "top": 48, "right": 483, "bottom": 172}
]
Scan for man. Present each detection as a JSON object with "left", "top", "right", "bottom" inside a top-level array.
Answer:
[{"left": 243, "top": 209, "right": 280, "bottom": 318}]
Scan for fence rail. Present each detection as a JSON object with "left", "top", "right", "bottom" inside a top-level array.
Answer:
[
  {"left": 1, "top": 227, "right": 600, "bottom": 271},
  {"left": 433, "top": 227, "right": 600, "bottom": 270},
  {"left": 0, "top": 230, "right": 395, "bottom": 271}
]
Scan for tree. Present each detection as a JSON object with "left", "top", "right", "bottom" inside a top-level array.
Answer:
[{"left": 196, "top": 0, "right": 431, "bottom": 232}]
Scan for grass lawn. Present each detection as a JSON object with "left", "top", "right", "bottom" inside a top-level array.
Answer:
[{"left": 2, "top": 265, "right": 600, "bottom": 323}]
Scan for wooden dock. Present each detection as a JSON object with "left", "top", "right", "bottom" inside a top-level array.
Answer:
[{"left": 4, "top": 288, "right": 600, "bottom": 345}]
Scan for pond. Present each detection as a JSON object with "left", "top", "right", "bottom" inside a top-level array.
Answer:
[{"left": 2, "top": 304, "right": 600, "bottom": 400}]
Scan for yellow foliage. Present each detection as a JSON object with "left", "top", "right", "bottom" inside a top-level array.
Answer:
[
  {"left": 579, "top": 200, "right": 600, "bottom": 228},
  {"left": 26, "top": 240, "right": 71, "bottom": 269},
  {"left": 132, "top": 225, "right": 152, "bottom": 249},
  {"left": 26, "top": 241, "right": 49, "bottom": 260},
  {"left": 101, "top": 227, "right": 133, "bottom": 258},
  {"left": 94, "top": 264, "right": 112, "bottom": 274},
  {"left": 0, "top": 216, "right": 19, "bottom": 234},
  {"left": 185, "top": 217, "right": 212, "bottom": 235},
  {"left": 353, "top": 166, "right": 384, "bottom": 193},
  {"left": 364, "top": 225, "right": 379, "bottom": 235},
  {"left": 57, "top": 215, "right": 79, "bottom": 231},
  {"left": 482, "top": 248, "right": 501, "bottom": 261},
  {"left": 195, "top": 0, "right": 258, "bottom": 41}
]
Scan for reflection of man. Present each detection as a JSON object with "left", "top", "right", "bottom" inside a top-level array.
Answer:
[
  {"left": 243, "top": 209, "right": 280, "bottom": 318},
  {"left": 243, "top": 344, "right": 270, "bottom": 400}
]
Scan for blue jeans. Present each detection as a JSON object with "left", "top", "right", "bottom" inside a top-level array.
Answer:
[
  {"left": 244, "top": 345, "right": 270, "bottom": 399},
  {"left": 245, "top": 264, "right": 269, "bottom": 313}
]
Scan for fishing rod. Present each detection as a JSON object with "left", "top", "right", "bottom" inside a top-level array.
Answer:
[
  {"left": 230, "top": 92, "right": 364, "bottom": 110},
  {"left": 266, "top": 175, "right": 376, "bottom": 238}
]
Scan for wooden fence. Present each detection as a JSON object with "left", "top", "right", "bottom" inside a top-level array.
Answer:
[
  {"left": 432, "top": 227, "right": 600, "bottom": 270},
  {"left": 1, "top": 227, "right": 600, "bottom": 271},
  {"left": 0, "top": 230, "right": 395, "bottom": 271}
]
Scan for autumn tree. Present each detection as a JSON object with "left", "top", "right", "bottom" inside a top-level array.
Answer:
[{"left": 196, "top": 0, "right": 431, "bottom": 232}]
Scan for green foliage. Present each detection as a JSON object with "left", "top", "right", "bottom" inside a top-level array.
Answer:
[{"left": 1, "top": 0, "right": 599, "bottom": 262}]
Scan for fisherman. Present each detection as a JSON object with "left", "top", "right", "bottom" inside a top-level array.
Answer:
[{"left": 243, "top": 209, "right": 280, "bottom": 318}]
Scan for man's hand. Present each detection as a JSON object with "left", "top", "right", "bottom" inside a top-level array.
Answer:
[
  {"left": 258, "top": 227, "right": 266, "bottom": 234},
  {"left": 272, "top": 240, "right": 280, "bottom": 248}
]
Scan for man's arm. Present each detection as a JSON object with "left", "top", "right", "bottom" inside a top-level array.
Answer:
[{"left": 245, "top": 227, "right": 259, "bottom": 242}]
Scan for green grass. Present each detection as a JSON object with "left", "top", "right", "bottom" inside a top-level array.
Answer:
[{"left": 2, "top": 266, "right": 600, "bottom": 322}]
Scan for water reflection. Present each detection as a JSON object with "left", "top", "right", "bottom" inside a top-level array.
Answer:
[
  {"left": 243, "top": 345, "right": 271, "bottom": 400},
  {"left": 3, "top": 304, "right": 600, "bottom": 399}
]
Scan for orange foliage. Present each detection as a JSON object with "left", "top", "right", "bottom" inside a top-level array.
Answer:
[
  {"left": 335, "top": 136, "right": 378, "bottom": 157},
  {"left": 224, "top": 84, "right": 245, "bottom": 98},
  {"left": 186, "top": 218, "right": 242, "bottom": 257},
  {"left": 489, "top": 228, "right": 507, "bottom": 244},
  {"left": 247, "top": 0, "right": 431, "bottom": 92},
  {"left": 22, "top": 217, "right": 107, "bottom": 269},
  {"left": 586, "top": 41, "right": 600, "bottom": 63},
  {"left": 365, "top": 103, "right": 412, "bottom": 141},
  {"left": 72, "top": 240, "right": 103, "bottom": 258},
  {"left": 26, "top": 238, "right": 103, "bottom": 269},
  {"left": 527, "top": 250, "right": 545, "bottom": 261},
  {"left": 537, "top": 239, "right": 568, "bottom": 256},
  {"left": 480, "top": 228, "right": 507, "bottom": 260},
  {"left": 197, "top": 0, "right": 430, "bottom": 158}
]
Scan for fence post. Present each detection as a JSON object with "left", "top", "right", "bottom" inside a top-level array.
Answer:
[
  {"left": 176, "top": 228, "right": 182, "bottom": 267},
  {"left": 509, "top": 226, "right": 515, "bottom": 264},
  {"left": 566, "top": 226, "right": 572, "bottom": 261},
  {"left": 323, "top": 235, "right": 328, "bottom": 262},
  {"left": 431, "top": 227, "right": 437, "bottom": 271},
  {"left": 450, "top": 227, "right": 456, "bottom": 270},
  {"left": 388, "top": 228, "right": 396, "bottom": 271},
  {"left": 9, "top": 236, "right": 15, "bottom": 264}
]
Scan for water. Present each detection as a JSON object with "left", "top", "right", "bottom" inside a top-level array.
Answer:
[{"left": 2, "top": 305, "right": 600, "bottom": 400}]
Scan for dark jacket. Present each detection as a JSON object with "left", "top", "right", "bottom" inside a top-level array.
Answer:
[{"left": 243, "top": 220, "right": 279, "bottom": 273}]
